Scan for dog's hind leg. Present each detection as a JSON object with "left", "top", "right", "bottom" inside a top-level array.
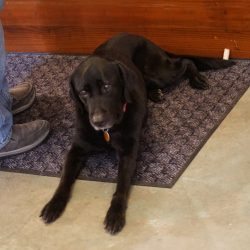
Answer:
[
  {"left": 147, "top": 88, "right": 164, "bottom": 102},
  {"left": 179, "top": 59, "right": 210, "bottom": 90}
]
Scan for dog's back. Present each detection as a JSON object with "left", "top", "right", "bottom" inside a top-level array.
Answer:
[
  {"left": 95, "top": 33, "right": 236, "bottom": 103},
  {"left": 94, "top": 33, "right": 145, "bottom": 58}
]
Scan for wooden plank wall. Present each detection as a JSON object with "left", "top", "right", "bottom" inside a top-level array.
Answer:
[{"left": 0, "top": 0, "right": 250, "bottom": 58}]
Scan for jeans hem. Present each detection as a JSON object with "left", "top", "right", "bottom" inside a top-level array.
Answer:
[{"left": 0, "top": 126, "right": 12, "bottom": 150}]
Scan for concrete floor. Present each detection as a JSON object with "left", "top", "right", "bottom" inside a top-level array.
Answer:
[{"left": 0, "top": 89, "right": 249, "bottom": 250}]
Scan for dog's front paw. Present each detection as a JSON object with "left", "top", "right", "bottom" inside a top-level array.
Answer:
[
  {"left": 104, "top": 205, "right": 126, "bottom": 235},
  {"left": 40, "top": 197, "right": 67, "bottom": 224}
]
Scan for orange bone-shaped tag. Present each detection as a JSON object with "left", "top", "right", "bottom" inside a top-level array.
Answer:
[{"left": 103, "top": 130, "right": 110, "bottom": 142}]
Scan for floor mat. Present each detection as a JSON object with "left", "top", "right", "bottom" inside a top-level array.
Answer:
[{"left": 0, "top": 54, "right": 249, "bottom": 187}]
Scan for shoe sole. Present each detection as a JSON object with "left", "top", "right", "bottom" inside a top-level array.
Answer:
[
  {"left": 0, "top": 127, "right": 50, "bottom": 158},
  {"left": 12, "top": 87, "right": 36, "bottom": 115}
]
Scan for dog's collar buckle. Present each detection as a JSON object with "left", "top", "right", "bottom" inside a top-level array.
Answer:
[{"left": 103, "top": 129, "right": 110, "bottom": 142}]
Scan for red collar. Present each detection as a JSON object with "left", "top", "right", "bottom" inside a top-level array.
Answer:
[
  {"left": 103, "top": 102, "right": 127, "bottom": 142},
  {"left": 123, "top": 102, "right": 127, "bottom": 113}
]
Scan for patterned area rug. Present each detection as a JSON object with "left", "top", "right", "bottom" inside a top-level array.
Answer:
[{"left": 0, "top": 53, "right": 249, "bottom": 187}]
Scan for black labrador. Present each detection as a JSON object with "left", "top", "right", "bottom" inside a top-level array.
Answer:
[{"left": 40, "top": 33, "right": 235, "bottom": 234}]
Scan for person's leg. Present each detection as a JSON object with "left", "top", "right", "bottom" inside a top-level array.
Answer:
[
  {"left": 0, "top": 20, "right": 13, "bottom": 150},
  {"left": 0, "top": 18, "right": 50, "bottom": 157}
]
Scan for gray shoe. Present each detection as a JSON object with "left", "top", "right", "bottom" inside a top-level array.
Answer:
[
  {"left": 10, "top": 82, "right": 36, "bottom": 115},
  {"left": 0, "top": 120, "right": 50, "bottom": 158}
]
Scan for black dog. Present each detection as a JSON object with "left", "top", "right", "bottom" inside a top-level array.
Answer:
[{"left": 40, "top": 33, "right": 235, "bottom": 234}]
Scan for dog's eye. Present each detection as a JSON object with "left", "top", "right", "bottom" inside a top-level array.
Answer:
[
  {"left": 79, "top": 90, "right": 88, "bottom": 98},
  {"left": 103, "top": 84, "right": 112, "bottom": 93}
]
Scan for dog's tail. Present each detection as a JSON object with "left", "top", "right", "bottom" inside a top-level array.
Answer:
[
  {"left": 185, "top": 56, "right": 236, "bottom": 71},
  {"left": 167, "top": 52, "right": 236, "bottom": 71}
]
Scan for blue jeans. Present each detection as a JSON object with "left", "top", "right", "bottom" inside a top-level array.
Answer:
[{"left": 0, "top": 17, "right": 12, "bottom": 150}]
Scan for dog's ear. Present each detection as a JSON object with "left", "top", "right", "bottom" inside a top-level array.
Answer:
[
  {"left": 69, "top": 75, "right": 87, "bottom": 115},
  {"left": 69, "top": 74, "right": 78, "bottom": 101},
  {"left": 69, "top": 75, "right": 77, "bottom": 101},
  {"left": 69, "top": 74, "right": 84, "bottom": 109},
  {"left": 117, "top": 62, "right": 137, "bottom": 103}
]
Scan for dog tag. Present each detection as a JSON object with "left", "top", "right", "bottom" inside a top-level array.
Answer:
[{"left": 103, "top": 130, "right": 110, "bottom": 142}]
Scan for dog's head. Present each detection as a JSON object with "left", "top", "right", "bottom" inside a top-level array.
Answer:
[{"left": 70, "top": 56, "right": 134, "bottom": 131}]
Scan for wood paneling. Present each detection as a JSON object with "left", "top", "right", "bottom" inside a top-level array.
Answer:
[{"left": 0, "top": 0, "right": 250, "bottom": 58}]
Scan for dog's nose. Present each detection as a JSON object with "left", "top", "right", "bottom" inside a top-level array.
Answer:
[{"left": 91, "top": 113, "right": 105, "bottom": 127}]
